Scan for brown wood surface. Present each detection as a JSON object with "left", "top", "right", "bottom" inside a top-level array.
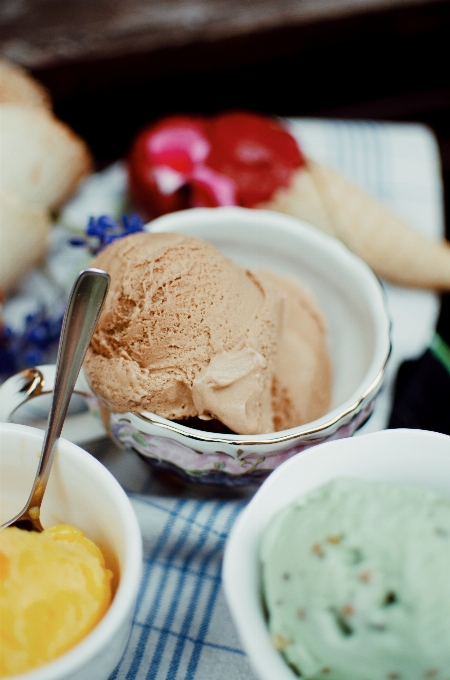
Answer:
[{"left": 0, "top": 0, "right": 442, "bottom": 68}]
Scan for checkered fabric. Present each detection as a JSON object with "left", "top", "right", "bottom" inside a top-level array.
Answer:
[{"left": 110, "top": 495, "right": 251, "bottom": 680}]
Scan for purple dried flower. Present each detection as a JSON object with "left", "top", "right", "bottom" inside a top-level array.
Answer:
[
  {"left": 122, "top": 214, "right": 144, "bottom": 234},
  {"left": 74, "top": 214, "right": 145, "bottom": 255},
  {"left": 103, "top": 233, "right": 123, "bottom": 247},
  {"left": 86, "top": 214, "right": 117, "bottom": 238},
  {"left": 69, "top": 237, "right": 86, "bottom": 247},
  {"left": 0, "top": 308, "right": 64, "bottom": 377},
  {"left": 0, "top": 213, "right": 146, "bottom": 377}
]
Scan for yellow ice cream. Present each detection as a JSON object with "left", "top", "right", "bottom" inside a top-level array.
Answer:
[{"left": 0, "top": 524, "right": 113, "bottom": 677}]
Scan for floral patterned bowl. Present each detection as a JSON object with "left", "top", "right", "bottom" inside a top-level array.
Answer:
[{"left": 0, "top": 208, "right": 391, "bottom": 487}]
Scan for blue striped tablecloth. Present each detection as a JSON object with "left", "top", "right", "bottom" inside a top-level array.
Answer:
[
  {"left": 93, "top": 440, "right": 256, "bottom": 680},
  {"left": 114, "top": 494, "right": 248, "bottom": 680}
]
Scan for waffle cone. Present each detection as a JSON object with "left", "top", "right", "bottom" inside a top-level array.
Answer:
[
  {"left": 260, "top": 159, "right": 450, "bottom": 290},
  {"left": 0, "top": 104, "right": 92, "bottom": 210}
]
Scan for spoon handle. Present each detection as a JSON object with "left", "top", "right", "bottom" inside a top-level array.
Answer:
[
  {"left": 2, "top": 268, "right": 110, "bottom": 530},
  {"left": 38, "top": 268, "right": 110, "bottom": 494}
]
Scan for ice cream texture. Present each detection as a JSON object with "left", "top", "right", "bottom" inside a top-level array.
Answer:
[
  {"left": 0, "top": 524, "right": 113, "bottom": 677},
  {"left": 83, "top": 231, "right": 331, "bottom": 434},
  {"left": 261, "top": 478, "right": 450, "bottom": 679}
]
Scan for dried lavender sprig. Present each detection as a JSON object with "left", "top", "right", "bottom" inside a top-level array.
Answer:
[
  {"left": 70, "top": 213, "right": 145, "bottom": 255},
  {"left": 0, "top": 308, "right": 64, "bottom": 377},
  {"left": 1, "top": 214, "right": 145, "bottom": 378}
]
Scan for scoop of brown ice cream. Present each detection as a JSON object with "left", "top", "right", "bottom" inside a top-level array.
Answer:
[
  {"left": 84, "top": 231, "right": 282, "bottom": 434},
  {"left": 84, "top": 231, "right": 331, "bottom": 434},
  {"left": 264, "top": 270, "right": 332, "bottom": 431}
]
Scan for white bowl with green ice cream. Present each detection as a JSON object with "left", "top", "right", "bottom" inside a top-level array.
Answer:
[{"left": 223, "top": 428, "right": 450, "bottom": 680}]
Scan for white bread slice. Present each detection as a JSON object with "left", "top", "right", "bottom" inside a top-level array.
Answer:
[
  {"left": 0, "top": 104, "right": 92, "bottom": 210},
  {"left": 262, "top": 159, "right": 450, "bottom": 290},
  {"left": 0, "top": 189, "right": 50, "bottom": 292},
  {"left": 0, "top": 59, "right": 50, "bottom": 109}
]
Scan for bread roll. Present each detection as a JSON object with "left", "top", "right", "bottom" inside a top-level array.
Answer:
[
  {"left": 0, "top": 59, "right": 50, "bottom": 109},
  {"left": 0, "top": 104, "right": 92, "bottom": 210},
  {"left": 0, "top": 190, "right": 50, "bottom": 292}
]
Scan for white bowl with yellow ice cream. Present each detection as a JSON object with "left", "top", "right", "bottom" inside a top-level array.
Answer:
[
  {"left": 0, "top": 422, "right": 142, "bottom": 680},
  {"left": 223, "top": 428, "right": 450, "bottom": 680}
]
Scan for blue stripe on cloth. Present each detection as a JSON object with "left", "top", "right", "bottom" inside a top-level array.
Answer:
[
  {"left": 145, "top": 501, "right": 227, "bottom": 679},
  {"left": 334, "top": 120, "right": 346, "bottom": 172},
  {"left": 110, "top": 498, "right": 190, "bottom": 680},
  {"left": 132, "top": 496, "right": 230, "bottom": 540},
  {"left": 131, "top": 500, "right": 205, "bottom": 679},
  {"left": 110, "top": 497, "right": 246, "bottom": 680},
  {"left": 134, "top": 622, "right": 246, "bottom": 656},
  {"left": 115, "top": 498, "right": 196, "bottom": 679},
  {"left": 168, "top": 503, "right": 242, "bottom": 679},
  {"left": 360, "top": 123, "right": 375, "bottom": 191},
  {"left": 184, "top": 503, "right": 243, "bottom": 680},
  {"left": 140, "top": 558, "right": 222, "bottom": 581},
  {"left": 374, "top": 122, "right": 391, "bottom": 202},
  {"left": 324, "top": 120, "right": 387, "bottom": 202},
  {"left": 367, "top": 121, "right": 384, "bottom": 199},
  {"left": 350, "top": 122, "right": 366, "bottom": 186}
]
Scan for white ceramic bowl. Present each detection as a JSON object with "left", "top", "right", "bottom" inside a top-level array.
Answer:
[
  {"left": 0, "top": 422, "right": 142, "bottom": 680},
  {"left": 223, "top": 428, "right": 450, "bottom": 680},
  {"left": 110, "top": 206, "right": 391, "bottom": 484},
  {"left": 0, "top": 207, "right": 391, "bottom": 486}
]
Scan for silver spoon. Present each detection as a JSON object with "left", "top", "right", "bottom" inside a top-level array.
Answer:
[{"left": 1, "top": 268, "right": 110, "bottom": 532}]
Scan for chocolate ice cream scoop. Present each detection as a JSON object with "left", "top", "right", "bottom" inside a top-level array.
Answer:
[{"left": 84, "top": 231, "right": 331, "bottom": 435}]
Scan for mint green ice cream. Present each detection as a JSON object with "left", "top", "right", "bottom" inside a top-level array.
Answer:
[{"left": 261, "top": 478, "right": 450, "bottom": 679}]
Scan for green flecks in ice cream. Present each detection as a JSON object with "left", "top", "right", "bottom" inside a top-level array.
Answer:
[{"left": 260, "top": 478, "right": 450, "bottom": 680}]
